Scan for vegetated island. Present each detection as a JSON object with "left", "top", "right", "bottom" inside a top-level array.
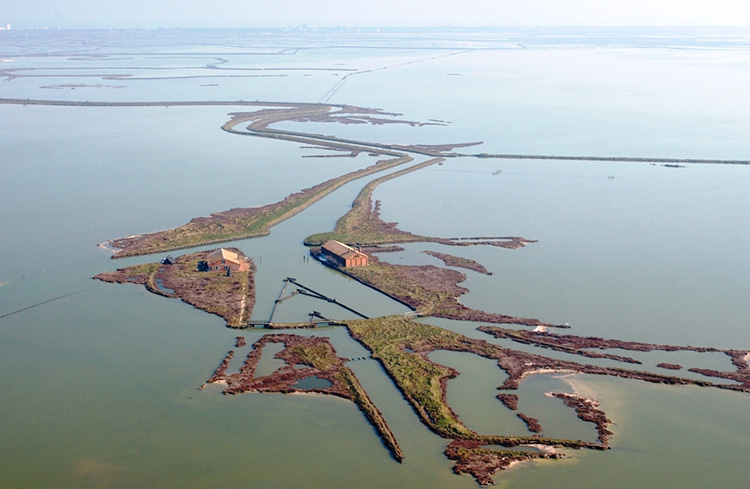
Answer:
[
  {"left": 206, "top": 333, "right": 404, "bottom": 463},
  {"left": 107, "top": 153, "right": 411, "bottom": 259},
  {"left": 94, "top": 248, "right": 254, "bottom": 327},
  {"left": 422, "top": 250, "right": 492, "bottom": 275},
  {"left": 335, "top": 254, "right": 555, "bottom": 327}
]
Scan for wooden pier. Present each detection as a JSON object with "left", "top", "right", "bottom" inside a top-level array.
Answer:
[
  {"left": 242, "top": 318, "right": 341, "bottom": 329},
  {"left": 287, "top": 277, "right": 369, "bottom": 319},
  {"left": 244, "top": 277, "right": 368, "bottom": 328}
]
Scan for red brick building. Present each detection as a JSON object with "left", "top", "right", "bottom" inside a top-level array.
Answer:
[{"left": 321, "top": 240, "right": 369, "bottom": 268}]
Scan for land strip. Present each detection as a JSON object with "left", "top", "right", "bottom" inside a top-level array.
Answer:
[
  {"left": 108, "top": 154, "right": 412, "bottom": 258},
  {"left": 422, "top": 250, "right": 491, "bottom": 275},
  {"left": 469, "top": 152, "right": 750, "bottom": 165},
  {"left": 303, "top": 151, "right": 534, "bottom": 249},
  {"left": 4, "top": 97, "right": 749, "bottom": 164},
  {"left": 305, "top": 157, "right": 450, "bottom": 246},
  {"left": 547, "top": 393, "right": 612, "bottom": 445},
  {"left": 480, "top": 327, "right": 750, "bottom": 390}
]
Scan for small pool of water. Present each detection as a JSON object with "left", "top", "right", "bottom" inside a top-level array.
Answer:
[
  {"left": 155, "top": 278, "right": 175, "bottom": 295},
  {"left": 254, "top": 342, "right": 286, "bottom": 377},
  {"left": 294, "top": 376, "right": 333, "bottom": 390}
]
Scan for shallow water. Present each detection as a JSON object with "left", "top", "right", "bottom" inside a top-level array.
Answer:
[{"left": 1, "top": 27, "right": 749, "bottom": 489}]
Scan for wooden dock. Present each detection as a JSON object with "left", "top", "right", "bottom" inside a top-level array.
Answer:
[
  {"left": 287, "top": 277, "right": 369, "bottom": 319},
  {"left": 241, "top": 318, "right": 341, "bottom": 329},
  {"left": 243, "top": 277, "right": 368, "bottom": 328}
]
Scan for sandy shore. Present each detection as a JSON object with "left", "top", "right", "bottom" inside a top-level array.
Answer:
[
  {"left": 520, "top": 368, "right": 577, "bottom": 382},
  {"left": 556, "top": 372, "right": 601, "bottom": 400},
  {"left": 97, "top": 241, "right": 117, "bottom": 252},
  {"left": 526, "top": 443, "right": 560, "bottom": 455}
]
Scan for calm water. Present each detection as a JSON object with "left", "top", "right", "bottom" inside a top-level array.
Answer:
[{"left": 1, "top": 28, "right": 749, "bottom": 488}]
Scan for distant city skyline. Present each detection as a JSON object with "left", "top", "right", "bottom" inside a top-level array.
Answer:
[{"left": 3, "top": 0, "right": 750, "bottom": 30}]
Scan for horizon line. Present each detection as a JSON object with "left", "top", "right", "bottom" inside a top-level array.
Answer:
[{"left": 4, "top": 24, "right": 750, "bottom": 31}]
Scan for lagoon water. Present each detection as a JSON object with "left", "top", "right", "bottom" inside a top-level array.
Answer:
[{"left": 1, "top": 28, "right": 749, "bottom": 488}]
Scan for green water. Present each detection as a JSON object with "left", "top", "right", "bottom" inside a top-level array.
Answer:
[{"left": 1, "top": 28, "right": 749, "bottom": 488}]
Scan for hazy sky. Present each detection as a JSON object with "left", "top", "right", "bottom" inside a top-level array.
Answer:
[{"left": 4, "top": 0, "right": 750, "bottom": 29}]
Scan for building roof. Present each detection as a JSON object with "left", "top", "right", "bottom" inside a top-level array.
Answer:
[
  {"left": 321, "top": 240, "right": 367, "bottom": 260},
  {"left": 322, "top": 240, "right": 355, "bottom": 256},
  {"left": 207, "top": 248, "right": 242, "bottom": 265}
]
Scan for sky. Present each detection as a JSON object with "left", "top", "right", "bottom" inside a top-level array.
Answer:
[{"left": 3, "top": 0, "right": 750, "bottom": 29}]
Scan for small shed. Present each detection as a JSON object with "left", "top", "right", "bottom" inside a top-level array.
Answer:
[
  {"left": 321, "top": 240, "right": 369, "bottom": 268},
  {"left": 206, "top": 248, "right": 250, "bottom": 272}
]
